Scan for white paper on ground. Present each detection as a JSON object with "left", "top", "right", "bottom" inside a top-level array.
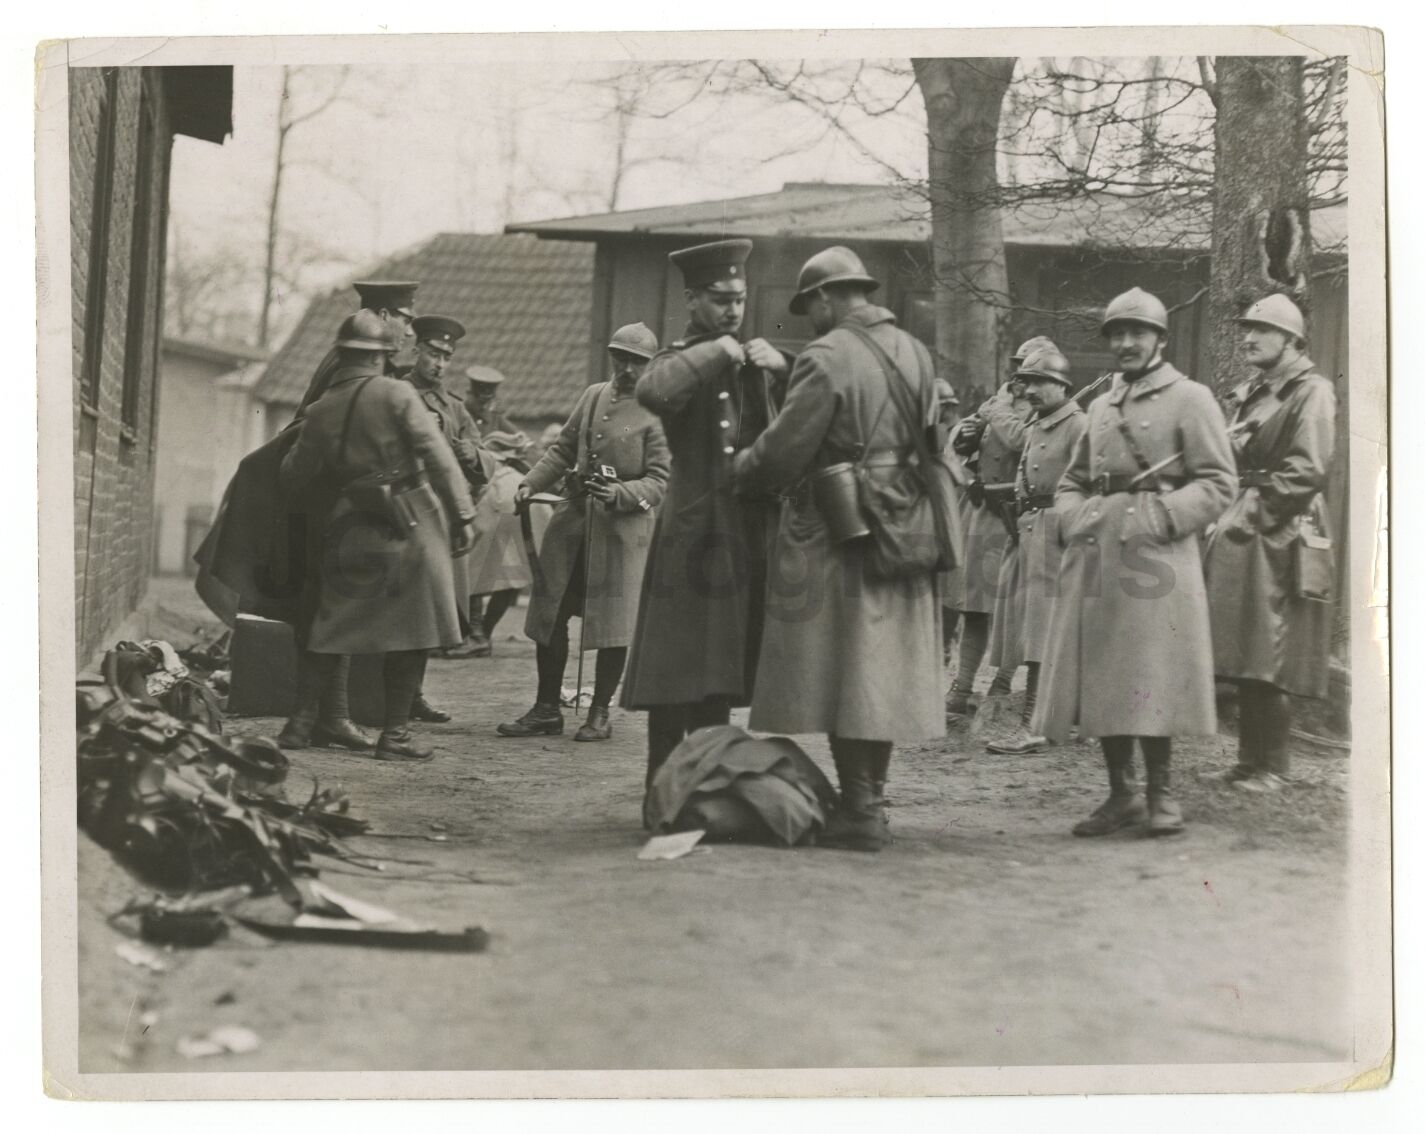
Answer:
[{"left": 638, "top": 830, "right": 707, "bottom": 861}]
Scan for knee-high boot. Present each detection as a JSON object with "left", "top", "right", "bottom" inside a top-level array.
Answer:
[
  {"left": 375, "top": 650, "right": 434, "bottom": 761},
  {"left": 1143, "top": 737, "right": 1184, "bottom": 836},
  {"left": 819, "top": 737, "right": 888, "bottom": 852}
]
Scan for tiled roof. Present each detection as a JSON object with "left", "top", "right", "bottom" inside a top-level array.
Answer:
[
  {"left": 253, "top": 233, "right": 594, "bottom": 419},
  {"left": 508, "top": 181, "right": 1347, "bottom": 253}
]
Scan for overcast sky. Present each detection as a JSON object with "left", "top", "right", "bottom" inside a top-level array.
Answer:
[{"left": 167, "top": 61, "right": 930, "bottom": 339}]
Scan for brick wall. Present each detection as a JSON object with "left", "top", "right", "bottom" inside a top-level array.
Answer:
[{"left": 71, "top": 68, "right": 173, "bottom": 662}]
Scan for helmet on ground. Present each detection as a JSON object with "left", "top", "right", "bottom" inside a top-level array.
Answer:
[
  {"left": 1100, "top": 288, "right": 1169, "bottom": 335},
  {"left": 335, "top": 309, "right": 398, "bottom": 352},
  {"left": 789, "top": 246, "right": 880, "bottom": 314},
  {"left": 1237, "top": 293, "right": 1306, "bottom": 340},
  {"left": 608, "top": 322, "right": 659, "bottom": 360},
  {"left": 1015, "top": 348, "right": 1073, "bottom": 388}
]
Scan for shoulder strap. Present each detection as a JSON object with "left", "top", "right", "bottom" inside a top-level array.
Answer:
[
  {"left": 843, "top": 323, "right": 935, "bottom": 467},
  {"left": 336, "top": 375, "right": 379, "bottom": 466},
  {"left": 1110, "top": 399, "right": 1156, "bottom": 477},
  {"left": 581, "top": 383, "right": 608, "bottom": 472}
]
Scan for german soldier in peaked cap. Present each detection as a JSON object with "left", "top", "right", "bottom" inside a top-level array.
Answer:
[
  {"left": 620, "top": 239, "right": 793, "bottom": 819},
  {"left": 295, "top": 281, "right": 419, "bottom": 416},
  {"left": 1204, "top": 294, "right": 1336, "bottom": 791}
]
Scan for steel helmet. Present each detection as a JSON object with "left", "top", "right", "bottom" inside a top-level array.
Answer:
[
  {"left": 1015, "top": 347, "right": 1073, "bottom": 388},
  {"left": 1237, "top": 293, "right": 1306, "bottom": 340},
  {"left": 1011, "top": 335, "right": 1058, "bottom": 365},
  {"left": 933, "top": 377, "right": 959, "bottom": 406},
  {"left": 789, "top": 246, "right": 880, "bottom": 314},
  {"left": 607, "top": 322, "right": 659, "bottom": 360},
  {"left": 335, "top": 309, "right": 398, "bottom": 352},
  {"left": 1100, "top": 288, "right": 1169, "bottom": 335}
]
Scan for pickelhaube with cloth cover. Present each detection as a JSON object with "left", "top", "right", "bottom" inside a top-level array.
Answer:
[
  {"left": 352, "top": 280, "right": 418, "bottom": 317},
  {"left": 335, "top": 309, "right": 399, "bottom": 352},
  {"left": 411, "top": 314, "right": 466, "bottom": 354},
  {"left": 1237, "top": 293, "right": 1306, "bottom": 340},
  {"left": 669, "top": 239, "right": 754, "bottom": 292},
  {"left": 1011, "top": 335, "right": 1059, "bottom": 366},
  {"left": 1015, "top": 347, "right": 1074, "bottom": 389},
  {"left": 607, "top": 322, "right": 660, "bottom": 360},
  {"left": 789, "top": 246, "right": 880, "bottom": 314},
  {"left": 1100, "top": 288, "right": 1169, "bottom": 335}
]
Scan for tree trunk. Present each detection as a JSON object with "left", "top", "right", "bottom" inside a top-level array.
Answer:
[
  {"left": 258, "top": 67, "right": 291, "bottom": 350},
  {"left": 912, "top": 58, "right": 1015, "bottom": 407},
  {"left": 1206, "top": 56, "right": 1311, "bottom": 393}
]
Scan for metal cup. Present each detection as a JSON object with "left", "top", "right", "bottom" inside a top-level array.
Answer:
[{"left": 812, "top": 461, "right": 871, "bottom": 543}]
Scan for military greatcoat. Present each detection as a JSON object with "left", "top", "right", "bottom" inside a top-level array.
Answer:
[
  {"left": 280, "top": 364, "right": 476, "bottom": 655},
  {"left": 733, "top": 306, "right": 945, "bottom": 741},
  {"left": 399, "top": 369, "right": 501, "bottom": 617},
  {"left": 522, "top": 380, "right": 671, "bottom": 650},
  {"left": 1204, "top": 355, "right": 1337, "bottom": 697},
  {"left": 1033, "top": 362, "right": 1236, "bottom": 740},
  {"left": 989, "top": 399, "right": 1087, "bottom": 667},
  {"left": 958, "top": 388, "right": 1032, "bottom": 613},
  {"left": 620, "top": 329, "right": 784, "bottom": 709}
]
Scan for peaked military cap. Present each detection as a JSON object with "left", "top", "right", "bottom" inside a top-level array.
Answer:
[
  {"left": 353, "top": 280, "right": 419, "bottom": 316},
  {"left": 411, "top": 314, "right": 466, "bottom": 353},
  {"left": 464, "top": 364, "right": 506, "bottom": 387},
  {"left": 669, "top": 239, "right": 754, "bottom": 291}
]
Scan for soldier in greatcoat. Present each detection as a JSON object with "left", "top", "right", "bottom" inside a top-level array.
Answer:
[
  {"left": 295, "top": 280, "right": 418, "bottom": 415},
  {"left": 734, "top": 247, "right": 945, "bottom": 852},
  {"left": 620, "top": 239, "right": 790, "bottom": 803},
  {"left": 278, "top": 311, "right": 477, "bottom": 762},
  {"left": 944, "top": 339, "right": 1042, "bottom": 716},
  {"left": 498, "top": 323, "right": 671, "bottom": 742},
  {"left": 396, "top": 315, "right": 500, "bottom": 719},
  {"left": 443, "top": 364, "right": 529, "bottom": 657},
  {"left": 1033, "top": 288, "right": 1237, "bottom": 836},
  {"left": 1204, "top": 294, "right": 1337, "bottom": 791},
  {"left": 198, "top": 282, "right": 423, "bottom": 754},
  {"left": 984, "top": 347, "right": 1087, "bottom": 755}
]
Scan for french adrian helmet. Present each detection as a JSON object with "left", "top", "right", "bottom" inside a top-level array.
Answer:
[
  {"left": 335, "top": 309, "right": 398, "bottom": 352},
  {"left": 789, "top": 246, "right": 880, "bottom": 314},
  {"left": 1100, "top": 288, "right": 1169, "bottom": 335},
  {"left": 1237, "top": 293, "right": 1306, "bottom": 339},
  {"left": 1015, "top": 347, "right": 1073, "bottom": 388}
]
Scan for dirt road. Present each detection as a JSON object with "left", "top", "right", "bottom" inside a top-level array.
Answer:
[{"left": 79, "top": 592, "right": 1351, "bottom": 1074}]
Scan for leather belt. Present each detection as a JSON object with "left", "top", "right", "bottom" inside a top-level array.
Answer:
[
  {"left": 1239, "top": 470, "right": 1272, "bottom": 488},
  {"left": 347, "top": 465, "right": 425, "bottom": 494},
  {"left": 983, "top": 483, "right": 1017, "bottom": 506},
  {"left": 1091, "top": 473, "right": 1156, "bottom": 495},
  {"left": 1021, "top": 492, "right": 1056, "bottom": 511}
]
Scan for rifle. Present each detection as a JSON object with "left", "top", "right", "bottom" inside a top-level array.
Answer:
[{"left": 1127, "top": 420, "right": 1254, "bottom": 488}]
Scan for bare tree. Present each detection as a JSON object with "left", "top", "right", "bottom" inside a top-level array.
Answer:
[{"left": 1204, "top": 56, "right": 1313, "bottom": 393}]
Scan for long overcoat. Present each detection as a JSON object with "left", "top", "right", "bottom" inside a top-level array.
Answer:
[
  {"left": 1032, "top": 362, "right": 1236, "bottom": 740},
  {"left": 733, "top": 306, "right": 945, "bottom": 742},
  {"left": 957, "top": 389, "right": 1031, "bottom": 613},
  {"left": 280, "top": 364, "right": 476, "bottom": 655},
  {"left": 620, "top": 329, "right": 784, "bottom": 709},
  {"left": 1204, "top": 356, "right": 1337, "bottom": 697},
  {"left": 989, "top": 399, "right": 1087, "bottom": 667},
  {"left": 400, "top": 371, "right": 500, "bottom": 618},
  {"left": 522, "top": 380, "right": 671, "bottom": 649}
]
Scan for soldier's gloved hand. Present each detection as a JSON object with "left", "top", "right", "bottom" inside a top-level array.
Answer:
[
  {"left": 586, "top": 479, "right": 618, "bottom": 506},
  {"left": 716, "top": 335, "right": 746, "bottom": 366},
  {"left": 513, "top": 481, "right": 533, "bottom": 505},
  {"left": 744, "top": 338, "right": 789, "bottom": 373},
  {"left": 451, "top": 518, "right": 477, "bottom": 557}
]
